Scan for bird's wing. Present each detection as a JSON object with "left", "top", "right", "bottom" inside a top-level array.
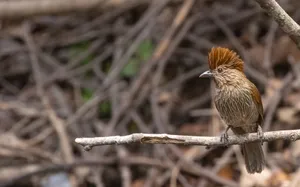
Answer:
[{"left": 250, "top": 83, "right": 264, "bottom": 126}]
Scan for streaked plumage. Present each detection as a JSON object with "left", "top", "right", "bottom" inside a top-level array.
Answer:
[{"left": 200, "top": 47, "right": 265, "bottom": 174}]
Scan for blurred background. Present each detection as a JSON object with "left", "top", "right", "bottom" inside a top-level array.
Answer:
[{"left": 0, "top": 0, "right": 300, "bottom": 186}]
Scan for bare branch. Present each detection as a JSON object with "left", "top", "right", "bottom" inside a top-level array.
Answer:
[
  {"left": 75, "top": 129, "right": 300, "bottom": 150},
  {"left": 0, "top": 0, "right": 147, "bottom": 19},
  {"left": 0, "top": 0, "right": 102, "bottom": 18},
  {"left": 254, "top": 0, "right": 300, "bottom": 48}
]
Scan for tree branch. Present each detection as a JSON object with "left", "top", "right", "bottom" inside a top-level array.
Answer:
[
  {"left": 0, "top": 0, "right": 102, "bottom": 18},
  {"left": 0, "top": 0, "right": 146, "bottom": 19},
  {"left": 254, "top": 0, "right": 300, "bottom": 48},
  {"left": 75, "top": 129, "right": 300, "bottom": 150}
]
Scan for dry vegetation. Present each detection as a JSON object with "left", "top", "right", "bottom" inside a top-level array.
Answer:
[{"left": 0, "top": 0, "right": 300, "bottom": 187}]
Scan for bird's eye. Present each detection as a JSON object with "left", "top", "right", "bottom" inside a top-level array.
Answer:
[{"left": 217, "top": 67, "right": 223, "bottom": 73}]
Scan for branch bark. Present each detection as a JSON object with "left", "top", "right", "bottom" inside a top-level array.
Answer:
[
  {"left": 0, "top": 0, "right": 145, "bottom": 19},
  {"left": 75, "top": 129, "right": 300, "bottom": 150},
  {"left": 254, "top": 0, "right": 300, "bottom": 48},
  {"left": 0, "top": 0, "right": 103, "bottom": 18}
]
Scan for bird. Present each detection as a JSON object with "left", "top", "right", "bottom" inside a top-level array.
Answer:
[{"left": 199, "top": 47, "right": 265, "bottom": 174}]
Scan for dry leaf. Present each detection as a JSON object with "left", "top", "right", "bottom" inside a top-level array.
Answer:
[
  {"left": 132, "top": 179, "right": 145, "bottom": 187},
  {"left": 217, "top": 165, "right": 233, "bottom": 180},
  {"left": 240, "top": 168, "right": 272, "bottom": 187},
  {"left": 266, "top": 170, "right": 290, "bottom": 187}
]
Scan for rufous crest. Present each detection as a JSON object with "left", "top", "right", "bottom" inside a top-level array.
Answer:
[{"left": 208, "top": 47, "right": 244, "bottom": 72}]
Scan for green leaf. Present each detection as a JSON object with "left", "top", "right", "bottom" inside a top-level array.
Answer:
[
  {"left": 81, "top": 55, "right": 94, "bottom": 65},
  {"left": 121, "top": 58, "right": 139, "bottom": 77},
  {"left": 99, "top": 100, "right": 111, "bottom": 117},
  {"left": 137, "top": 39, "right": 154, "bottom": 60},
  {"left": 128, "top": 121, "right": 138, "bottom": 133},
  {"left": 81, "top": 88, "right": 93, "bottom": 102},
  {"left": 121, "top": 40, "right": 153, "bottom": 77},
  {"left": 103, "top": 61, "right": 112, "bottom": 74},
  {"left": 69, "top": 41, "right": 94, "bottom": 65}
]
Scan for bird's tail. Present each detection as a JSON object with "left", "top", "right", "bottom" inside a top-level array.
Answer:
[{"left": 242, "top": 142, "right": 265, "bottom": 173}]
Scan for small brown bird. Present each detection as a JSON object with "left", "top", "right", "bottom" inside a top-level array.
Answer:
[{"left": 199, "top": 47, "right": 265, "bottom": 174}]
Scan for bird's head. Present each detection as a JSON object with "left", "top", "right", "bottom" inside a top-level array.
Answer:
[{"left": 199, "top": 47, "right": 245, "bottom": 88}]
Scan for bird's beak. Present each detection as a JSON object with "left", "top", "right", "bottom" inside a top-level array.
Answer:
[{"left": 199, "top": 70, "right": 213, "bottom": 78}]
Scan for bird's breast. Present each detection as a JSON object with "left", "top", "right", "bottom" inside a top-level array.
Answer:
[{"left": 214, "top": 87, "right": 259, "bottom": 128}]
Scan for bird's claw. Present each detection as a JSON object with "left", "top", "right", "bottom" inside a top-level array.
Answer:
[
  {"left": 220, "top": 126, "right": 231, "bottom": 146},
  {"left": 220, "top": 132, "right": 229, "bottom": 145}
]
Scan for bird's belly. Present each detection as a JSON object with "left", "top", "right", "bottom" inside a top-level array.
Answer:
[{"left": 214, "top": 92, "right": 259, "bottom": 128}]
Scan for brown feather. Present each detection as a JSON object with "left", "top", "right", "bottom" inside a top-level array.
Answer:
[
  {"left": 249, "top": 82, "right": 264, "bottom": 125},
  {"left": 208, "top": 47, "right": 244, "bottom": 72},
  {"left": 207, "top": 47, "right": 265, "bottom": 174}
]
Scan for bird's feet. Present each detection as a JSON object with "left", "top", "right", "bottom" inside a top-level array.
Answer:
[
  {"left": 220, "top": 126, "right": 230, "bottom": 146},
  {"left": 220, "top": 132, "right": 229, "bottom": 144},
  {"left": 257, "top": 125, "right": 264, "bottom": 145}
]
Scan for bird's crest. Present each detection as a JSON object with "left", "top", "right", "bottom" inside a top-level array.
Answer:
[{"left": 208, "top": 47, "right": 244, "bottom": 72}]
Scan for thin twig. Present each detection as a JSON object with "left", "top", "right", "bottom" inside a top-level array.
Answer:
[
  {"left": 23, "top": 23, "right": 73, "bottom": 162},
  {"left": 263, "top": 20, "right": 277, "bottom": 76},
  {"left": 0, "top": 155, "right": 237, "bottom": 187},
  {"left": 263, "top": 72, "right": 294, "bottom": 131},
  {"left": 211, "top": 14, "right": 269, "bottom": 85},
  {"left": 117, "top": 147, "right": 132, "bottom": 187},
  {"left": 197, "top": 147, "right": 234, "bottom": 187},
  {"left": 103, "top": 0, "right": 195, "bottom": 136}
]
